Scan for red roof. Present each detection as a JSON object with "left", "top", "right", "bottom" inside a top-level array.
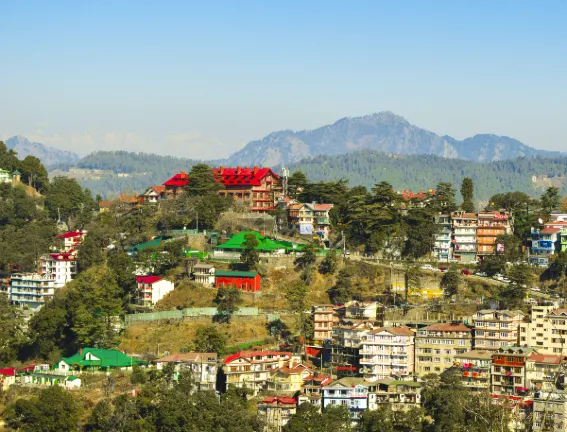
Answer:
[
  {"left": 400, "top": 189, "right": 434, "bottom": 201},
  {"left": 540, "top": 227, "right": 561, "bottom": 234},
  {"left": 528, "top": 353, "right": 563, "bottom": 364},
  {"left": 136, "top": 276, "right": 163, "bottom": 284},
  {"left": 306, "top": 347, "right": 321, "bottom": 357},
  {"left": 223, "top": 350, "right": 292, "bottom": 364},
  {"left": 163, "top": 171, "right": 189, "bottom": 187},
  {"left": 0, "top": 366, "right": 35, "bottom": 376},
  {"left": 49, "top": 253, "right": 76, "bottom": 261},
  {"left": 424, "top": 323, "right": 472, "bottom": 332},
  {"left": 261, "top": 396, "right": 297, "bottom": 405},
  {"left": 57, "top": 231, "right": 85, "bottom": 239},
  {"left": 212, "top": 166, "right": 279, "bottom": 187}
]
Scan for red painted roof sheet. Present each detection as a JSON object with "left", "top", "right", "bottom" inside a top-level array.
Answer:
[
  {"left": 424, "top": 323, "right": 472, "bottom": 332},
  {"left": 163, "top": 171, "right": 189, "bottom": 187},
  {"left": 136, "top": 276, "right": 163, "bottom": 284},
  {"left": 540, "top": 227, "right": 561, "bottom": 234},
  {"left": 261, "top": 396, "right": 297, "bottom": 405},
  {"left": 528, "top": 353, "right": 563, "bottom": 364},
  {"left": 57, "top": 231, "right": 85, "bottom": 239},
  {"left": 223, "top": 350, "right": 292, "bottom": 364},
  {"left": 212, "top": 166, "right": 279, "bottom": 187},
  {"left": 49, "top": 253, "right": 77, "bottom": 261}
]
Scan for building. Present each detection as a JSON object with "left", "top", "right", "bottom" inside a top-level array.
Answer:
[
  {"left": 532, "top": 391, "right": 567, "bottom": 431},
  {"left": 368, "top": 379, "right": 422, "bottom": 410},
  {"left": 213, "top": 231, "right": 305, "bottom": 257},
  {"left": 434, "top": 214, "right": 452, "bottom": 262},
  {"left": 415, "top": 322, "right": 473, "bottom": 376},
  {"left": 223, "top": 351, "right": 300, "bottom": 395},
  {"left": 332, "top": 322, "right": 374, "bottom": 376},
  {"left": 257, "top": 396, "right": 297, "bottom": 432},
  {"left": 215, "top": 270, "right": 261, "bottom": 292},
  {"left": 491, "top": 346, "right": 536, "bottom": 396},
  {"left": 451, "top": 211, "right": 478, "bottom": 263},
  {"left": 57, "top": 348, "right": 145, "bottom": 373},
  {"left": 345, "top": 301, "right": 378, "bottom": 321},
  {"left": 530, "top": 226, "right": 562, "bottom": 267},
  {"left": 473, "top": 309, "right": 524, "bottom": 350},
  {"left": 0, "top": 168, "right": 11, "bottom": 183},
  {"left": 134, "top": 276, "right": 175, "bottom": 307},
  {"left": 526, "top": 353, "right": 565, "bottom": 393},
  {"left": 477, "top": 210, "right": 513, "bottom": 258},
  {"left": 312, "top": 305, "right": 339, "bottom": 344},
  {"left": 520, "top": 305, "right": 567, "bottom": 354},
  {"left": 266, "top": 363, "right": 312, "bottom": 394},
  {"left": 98, "top": 192, "right": 139, "bottom": 211},
  {"left": 38, "top": 252, "right": 77, "bottom": 288},
  {"left": 322, "top": 377, "right": 371, "bottom": 422},
  {"left": 10, "top": 273, "right": 58, "bottom": 311},
  {"left": 287, "top": 203, "right": 334, "bottom": 240},
  {"left": 301, "top": 373, "right": 332, "bottom": 410},
  {"left": 141, "top": 185, "right": 168, "bottom": 203},
  {"left": 193, "top": 264, "right": 215, "bottom": 286},
  {"left": 359, "top": 326, "right": 415, "bottom": 382},
  {"left": 155, "top": 352, "right": 217, "bottom": 391},
  {"left": 163, "top": 171, "right": 189, "bottom": 194},
  {"left": 56, "top": 231, "right": 86, "bottom": 252},
  {"left": 454, "top": 350, "right": 493, "bottom": 391}
]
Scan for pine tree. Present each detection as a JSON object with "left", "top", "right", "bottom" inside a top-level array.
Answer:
[{"left": 460, "top": 177, "right": 475, "bottom": 212}]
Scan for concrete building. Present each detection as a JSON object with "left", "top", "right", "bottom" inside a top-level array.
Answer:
[
  {"left": 10, "top": 273, "right": 58, "bottom": 312},
  {"left": 55, "top": 231, "right": 86, "bottom": 252},
  {"left": 359, "top": 326, "right": 415, "bottom": 382},
  {"left": 434, "top": 214, "right": 452, "bottom": 262},
  {"left": 134, "top": 276, "right": 175, "bottom": 308},
  {"left": 476, "top": 210, "right": 513, "bottom": 258},
  {"left": 38, "top": 253, "right": 77, "bottom": 288},
  {"left": 345, "top": 301, "right": 378, "bottom": 321},
  {"left": 368, "top": 379, "right": 422, "bottom": 410},
  {"left": 454, "top": 350, "right": 493, "bottom": 391},
  {"left": 332, "top": 322, "right": 373, "bottom": 376},
  {"left": 520, "top": 306, "right": 567, "bottom": 354},
  {"left": 491, "top": 346, "right": 535, "bottom": 396},
  {"left": 526, "top": 353, "right": 565, "bottom": 393},
  {"left": 287, "top": 203, "right": 334, "bottom": 240},
  {"left": 532, "top": 391, "right": 567, "bottom": 432},
  {"left": 451, "top": 211, "right": 478, "bottom": 263},
  {"left": 155, "top": 352, "right": 217, "bottom": 391},
  {"left": 257, "top": 396, "right": 297, "bottom": 432},
  {"left": 322, "top": 377, "right": 371, "bottom": 423},
  {"left": 473, "top": 309, "right": 524, "bottom": 350},
  {"left": 530, "top": 226, "right": 562, "bottom": 267},
  {"left": 193, "top": 264, "right": 215, "bottom": 286},
  {"left": 312, "top": 305, "right": 339, "bottom": 344},
  {"left": 415, "top": 322, "right": 473, "bottom": 376}
]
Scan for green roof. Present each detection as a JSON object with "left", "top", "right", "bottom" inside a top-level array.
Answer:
[
  {"left": 12, "top": 170, "right": 21, "bottom": 175},
  {"left": 215, "top": 270, "right": 258, "bottom": 278},
  {"left": 58, "top": 348, "right": 145, "bottom": 369},
  {"left": 214, "top": 231, "right": 305, "bottom": 252},
  {"left": 67, "top": 375, "right": 79, "bottom": 381},
  {"left": 127, "top": 236, "right": 171, "bottom": 253}
]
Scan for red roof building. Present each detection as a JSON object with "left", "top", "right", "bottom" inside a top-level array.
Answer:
[
  {"left": 134, "top": 276, "right": 174, "bottom": 308},
  {"left": 56, "top": 231, "right": 86, "bottom": 251},
  {"left": 215, "top": 270, "right": 261, "bottom": 292}
]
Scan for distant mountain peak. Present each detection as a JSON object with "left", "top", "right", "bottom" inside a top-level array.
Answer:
[
  {"left": 4, "top": 136, "right": 80, "bottom": 167},
  {"left": 225, "top": 112, "right": 560, "bottom": 166}
]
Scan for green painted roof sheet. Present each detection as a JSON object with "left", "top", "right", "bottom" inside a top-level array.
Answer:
[
  {"left": 215, "top": 270, "right": 258, "bottom": 278},
  {"left": 214, "top": 231, "right": 305, "bottom": 252},
  {"left": 58, "top": 348, "right": 145, "bottom": 368},
  {"left": 127, "top": 236, "right": 171, "bottom": 252}
]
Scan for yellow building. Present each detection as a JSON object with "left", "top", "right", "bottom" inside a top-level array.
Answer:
[{"left": 266, "top": 364, "right": 312, "bottom": 394}]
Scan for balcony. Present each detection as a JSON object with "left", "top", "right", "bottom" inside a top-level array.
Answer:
[{"left": 316, "top": 217, "right": 330, "bottom": 225}]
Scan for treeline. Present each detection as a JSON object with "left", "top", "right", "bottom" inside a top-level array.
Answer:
[{"left": 286, "top": 151, "right": 567, "bottom": 200}]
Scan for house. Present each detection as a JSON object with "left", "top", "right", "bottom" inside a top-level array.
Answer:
[
  {"left": 491, "top": 346, "right": 536, "bottom": 396},
  {"left": 155, "top": 352, "right": 217, "bottom": 391},
  {"left": 287, "top": 203, "right": 334, "bottom": 240},
  {"left": 98, "top": 192, "right": 139, "bottom": 212},
  {"left": 193, "top": 264, "right": 215, "bottom": 286},
  {"left": 215, "top": 270, "right": 261, "bottom": 292},
  {"left": 56, "top": 231, "right": 86, "bottom": 251},
  {"left": 530, "top": 225, "right": 562, "bottom": 266},
  {"left": 434, "top": 214, "right": 452, "bottom": 262},
  {"left": 10, "top": 273, "right": 58, "bottom": 312},
  {"left": 415, "top": 322, "right": 473, "bottom": 376},
  {"left": 454, "top": 350, "right": 493, "bottom": 391},
  {"left": 213, "top": 231, "right": 304, "bottom": 257},
  {"left": 532, "top": 391, "right": 567, "bottom": 431},
  {"left": 301, "top": 373, "right": 332, "bottom": 410},
  {"left": 163, "top": 171, "right": 189, "bottom": 194},
  {"left": 368, "top": 379, "right": 422, "bottom": 410},
  {"left": 266, "top": 363, "right": 312, "bottom": 394},
  {"left": 359, "top": 326, "right": 415, "bottom": 382},
  {"left": 257, "top": 396, "right": 297, "bottom": 432},
  {"left": 126, "top": 236, "right": 172, "bottom": 256},
  {"left": 312, "top": 305, "right": 340, "bottom": 344},
  {"left": 57, "top": 348, "right": 145, "bottom": 373},
  {"left": 332, "top": 322, "right": 374, "bottom": 377},
  {"left": 345, "top": 301, "right": 378, "bottom": 321},
  {"left": 0, "top": 168, "right": 11, "bottom": 183},
  {"left": 38, "top": 252, "right": 77, "bottom": 288},
  {"left": 322, "top": 377, "right": 371, "bottom": 422},
  {"left": 134, "top": 276, "right": 175, "bottom": 307},
  {"left": 476, "top": 210, "right": 513, "bottom": 258},
  {"left": 223, "top": 351, "right": 299, "bottom": 395},
  {"left": 473, "top": 309, "right": 524, "bottom": 350},
  {"left": 141, "top": 185, "right": 168, "bottom": 203},
  {"left": 0, "top": 366, "right": 36, "bottom": 390},
  {"left": 520, "top": 305, "right": 567, "bottom": 354},
  {"left": 451, "top": 211, "right": 478, "bottom": 263},
  {"left": 526, "top": 353, "right": 565, "bottom": 393}
]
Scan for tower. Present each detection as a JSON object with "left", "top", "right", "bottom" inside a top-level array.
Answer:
[{"left": 12, "top": 170, "right": 20, "bottom": 184}]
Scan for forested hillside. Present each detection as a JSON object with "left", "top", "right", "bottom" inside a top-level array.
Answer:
[{"left": 287, "top": 151, "right": 567, "bottom": 201}]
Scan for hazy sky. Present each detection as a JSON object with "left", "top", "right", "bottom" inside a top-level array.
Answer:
[{"left": 1, "top": 1, "right": 566, "bottom": 159}]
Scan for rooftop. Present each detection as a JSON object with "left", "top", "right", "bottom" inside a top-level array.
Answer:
[
  {"left": 157, "top": 352, "right": 217, "bottom": 363},
  {"left": 422, "top": 323, "right": 472, "bottom": 332}
]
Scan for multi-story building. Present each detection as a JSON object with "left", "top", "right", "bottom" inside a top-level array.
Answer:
[
  {"left": 520, "top": 306, "right": 567, "bottom": 354},
  {"left": 56, "top": 231, "right": 87, "bottom": 252},
  {"left": 223, "top": 351, "right": 299, "bottom": 395},
  {"left": 38, "top": 253, "right": 77, "bottom": 288},
  {"left": 368, "top": 380, "right": 422, "bottom": 410},
  {"left": 257, "top": 396, "right": 297, "bottom": 432},
  {"left": 434, "top": 214, "right": 452, "bottom": 262},
  {"left": 332, "top": 322, "right": 373, "bottom": 376},
  {"left": 477, "top": 210, "right": 512, "bottom": 258},
  {"left": 287, "top": 203, "right": 334, "bottom": 240},
  {"left": 193, "top": 264, "right": 215, "bottom": 286},
  {"left": 491, "top": 346, "right": 535, "bottom": 396},
  {"left": 312, "top": 305, "right": 339, "bottom": 344},
  {"left": 530, "top": 226, "right": 562, "bottom": 267},
  {"left": 562, "top": 227, "right": 567, "bottom": 253},
  {"left": 10, "top": 273, "right": 58, "bottom": 311},
  {"left": 155, "top": 352, "right": 217, "bottom": 391},
  {"left": 415, "top": 322, "right": 473, "bottom": 376},
  {"left": 322, "top": 377, "right": 371, "bottom": 422},
  {"left": 359, "top": 326, "right": 415, "bottom": 382},
  {"left": 454, "top": 350, "right": 492, "bottom": 391},
  {"left": 473, "top": 309, "right": 524, "bottom": 350},
  {"left": 134, "top": 276, "right": 175, "bottom": 308},
  {"left": 301, "top": 373, "right": 331, "bottom": 410},
  {"left": 526, "top": 353, "right": 565, "bottom": 393},
  {"left": 451, "top": 211, "right": 478, "bottom": 263},
  {"left": 266, "top": 363, "right": 312, "bottom": 394},
  {"left": 345, "top": 301, "right": 378, "bottom": 321},
  {"left": 532, "top": 391, "right": 567, "bottom": 432}
]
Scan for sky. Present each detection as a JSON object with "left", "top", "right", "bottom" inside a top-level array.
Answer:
[{"left": 1, "top": 1, "right": 566, "bottom": 159}]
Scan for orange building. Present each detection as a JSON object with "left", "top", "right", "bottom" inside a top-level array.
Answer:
[{"left": 477, "top": 210, "right": 513, "bottom": 257}]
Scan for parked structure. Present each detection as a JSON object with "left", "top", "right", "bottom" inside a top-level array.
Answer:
[
  {"left": 367, "top": 379, "right": 422, "bottom": 410},
  {"left": 57, "top": 348, "right": 145, "bottom": 373},
  {"left": 345, "top": 301, "right": 378, "bottom": 321},
  {"left": 266, "top": 364, "right": 312, "bottom": 394},
  {"left": 532, "top": 391, "right": 567, "bottom": 431},
  {"left": 322, "top": 377, "right": 371, "bottom": 422},
  {"left": 38, "top": 252, "right": 77, "bottom": 288},
  {"left": 526, "top": 353, "right": 565, "bottom": 393},
  {"left": 473, "top": 309, "right": 524, "bottom": 350},
  {"left": 530, "top": 226, "right": 562, "bottom": 266},
  {"left": 155, "top": 352, "right": 217, "bottom": 391},
  {"left": 56, "top": 231, "right": 86, "bottom": 251},
  {"left": 134, "top": 276, "right": 175, "bottom": 307},
  {"left": 476, "top": 210, "right": 513, "bottom": 258},
  {"left": 312, "top": 305, "right": 339, "bottom": 344},
  {"left": 141, "top": 185, "right": 168, "bottom": 203}
]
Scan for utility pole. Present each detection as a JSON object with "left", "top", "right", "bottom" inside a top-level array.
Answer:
[
  {"left": 196, "top": 211, "right": 199, "bottom": 232},
  {"left": 341, "top": 231, "right": 346, "bottom": 258}
]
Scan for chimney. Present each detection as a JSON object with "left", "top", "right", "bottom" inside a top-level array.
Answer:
[
  {"left": 253, "top": 165, "right": 258, "bottom": 175},
  {"left": 219, "top": 165, "right": 224, "bottom": 175},
  {"left": 237, "top": 166, "right": 241, "bottom": 175},
  {"left": 79, "top": 347, "right": 83, "bottom": 356},
  {"left": 180, "top": 171, "right": 187, "bottom": 179}
]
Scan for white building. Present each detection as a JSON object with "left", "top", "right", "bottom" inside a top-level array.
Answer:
[
  {"left": 434, "top": 214, "right": 452, "bottom": 262},
  {"left": 156, "top": 352, "right": 217, "bottom": 391},
  {"left": 451, "top": 211, "right": 478, "bottom": 263},
  {"left": 10, "top": 274, "right": 58, "bottom": 312},
  {"left": 345, "top": 301, "right": 378, "bottom": 321},
  {"left": 134, "top": 276, "right": 175, "bottom": 307},
  {"left": 473, "top": 309, "right": 524, "bottom": 350},
  {"left": 359, "top": 326, "right": 415, "bottom": 381},
  {"left": 193, "top": 264, "right": 215, "bottom": 286},
  {"left": 520, "top": 305, "right": 567, "bottom": 354},
  {"left": 56, "top": 231, "right": 86, "bottom": 252},
  {"left": 39, "top": 253, "right": 77, "bottom": 288}
]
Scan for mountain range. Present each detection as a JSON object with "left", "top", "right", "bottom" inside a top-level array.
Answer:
[
  {"left": 226, "top": 112, "right": 562, "bottom": 166},
  {"left": 5, "top": 136, "right": 80, "bottom": 167}
]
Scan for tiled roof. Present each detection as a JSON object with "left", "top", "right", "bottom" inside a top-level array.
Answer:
[
  {"left": 223, "top": 351, "right": 292, "bottom": 364},
  {"left": 423, "top": 323, "right": 472, "bottom": 332},
  {"left": 261, "top": 396, "right": 297, "bottom": 405},
  {"left": 211, "top": 166, "right": 280, "bottom": 187},
  {"left": 540, "top": 227, "right": 562, "bottom": 234},
  {"left": 303, "top": 374, "right": 331, "bottom": 385},
  {"left": 528, "top": 353, "right": 563, "bottom": 364},
  {"left": 136, "top": 275, "right": 163, "bottom": 284},
  {"left": 163, "top": 171, "right": 189, "bottom": 187},
  {"left": 312, "top": 203, "right": 334, "bottom": 211},
  {"left": 277, "top": 364, "right": 310, "bottom": 375},
  {"left": 400, "top": 189, "right": 434, "bottom": 201},
  {"left": 56, "top": 231, "right": 85, "bottom": 239},
  {"left": 157, "top": 352, "right": 217, "bottom": 363},
  {"left": 371, "top": 326, "right": 414, "bottom": 336},
  {"left": 550, "top": 309, "right": 567, "bottom": 316}
]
